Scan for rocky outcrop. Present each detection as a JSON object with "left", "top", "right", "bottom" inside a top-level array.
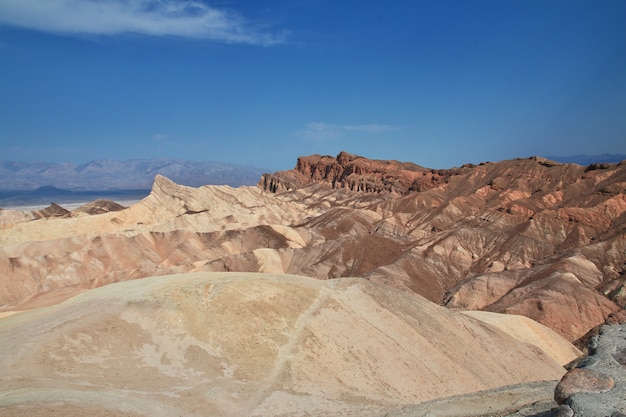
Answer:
[
  {"left": 552, "top": 324, "right": 626, "bottom": 416},
  {"left": 554, "top": 369, "right": 615, "bottom": 405},
  {"left": 0, "top": 203, "right": 70, "bottom": 228},
  {"left": 0, "top": 201, "right": 112, "bottom": 226},
  {"left": 71, "top": 199, "right": 126, "bottom": 215},
  {"left": 260, "top": 151, "right": 440, "bottom": 194},
  {"left": 33, "top": 202, "right": 70, "bottom": 218}
]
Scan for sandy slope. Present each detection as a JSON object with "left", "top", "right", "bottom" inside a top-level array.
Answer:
[
  {"left": 0, "top": 272, "right": 572, "bottom": 417},
  {"left": 461, "top": 310, "right": 581, "bottom": 366}
]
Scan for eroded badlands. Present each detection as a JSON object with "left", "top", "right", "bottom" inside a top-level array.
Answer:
[
  {"left": 1, "top": 152, "right": 625, "bottom": 415},
  {"left": 2, "top": 153, "right": 625, "bottom": 344}
]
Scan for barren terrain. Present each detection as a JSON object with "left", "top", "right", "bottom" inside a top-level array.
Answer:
[
  {"left": 2, "top": 152, "right": 625, "bottom": 343},
  {"left": 1, "top": 151, "right": 625, "bottom": 415},
  {"left": 0, "top": 272, "right": 576, "bottom": 417}
]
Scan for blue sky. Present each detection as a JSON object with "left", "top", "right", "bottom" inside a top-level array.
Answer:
[{"left": 1, "top": 0, "right": 625, "bottom": 170}]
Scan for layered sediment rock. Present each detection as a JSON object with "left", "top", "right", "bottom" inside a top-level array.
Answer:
[
  {"left": 1, "top": 152, "right": 625, "bottom": 344},
  {"left": 262, "top": 152, "right": 626, "bottom": 341},
  {"left": 260, "top": 151, "right": 442, "bottom": 193}
]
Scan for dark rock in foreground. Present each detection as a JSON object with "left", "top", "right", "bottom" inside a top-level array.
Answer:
[{"left": 552, "top": 324, "right": 626, "bottom": 416}]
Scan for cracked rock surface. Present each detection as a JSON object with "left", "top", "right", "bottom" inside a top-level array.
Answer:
[{"left": 553, "top": 323, "right": 626, "bottom": 416}]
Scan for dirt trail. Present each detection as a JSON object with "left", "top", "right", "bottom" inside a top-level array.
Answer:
[{"left": 243, "top": 286, "right": 332, "bottom": 415}]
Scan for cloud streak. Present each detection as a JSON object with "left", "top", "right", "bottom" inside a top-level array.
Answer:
[
  {"left": 301, "top": 122, "right": 397, "bottom": 141},
  {"left": 0, "top": 0, "right": 285, "bottom": 45}
]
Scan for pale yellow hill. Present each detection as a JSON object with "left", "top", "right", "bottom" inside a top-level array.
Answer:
[
  {"left": 461, "top": 310, "right": 581, "bottom": 366},
  {"left": 0, "top": 272, "right": 568, "bottom": 417}
]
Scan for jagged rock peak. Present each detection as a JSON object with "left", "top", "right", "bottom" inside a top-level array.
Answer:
[
  {"left": 260, "top": 151, "right": 439, "bottom": 194},
  {"left": 146, "top": 174, "right": 212, "bottom": 215},
  {"left": 144, "top": 174, "right": 248, "bottom": 217},
  {"left": 527, "top": 155, "right": 562, "bottom": 167},
  {"left": 151, "top": 173, "right": 181, "bottom": 194},
  {"left": 150, "top": 174, "right": 209, "bottom": 204},
  {"left": 33, "top": 202, "right": 70, "bottom": 219}
]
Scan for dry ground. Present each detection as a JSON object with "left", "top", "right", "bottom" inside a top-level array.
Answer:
[{"left": 0, "top": 272, "right": 577, "bottom": 417}]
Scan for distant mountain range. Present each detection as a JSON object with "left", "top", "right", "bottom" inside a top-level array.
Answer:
[
  {"left": 0, "top": 159, "right": 269, "bottom": 191},
  {"left": 545, "top": 153, "right": 626, "bottom": 165},
  {"left": 0, "top": 187, "right": 152, "bottom": 209}
]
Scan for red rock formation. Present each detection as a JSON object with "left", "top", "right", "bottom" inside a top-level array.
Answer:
[
  {"left": 260, "top": 151, "right": 439, "bottom": 194},
  {"left": 260, "top": 153, "right": 626, "bottom": 341}
]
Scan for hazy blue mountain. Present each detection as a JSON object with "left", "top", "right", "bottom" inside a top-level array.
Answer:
[
  {"left": 0, "top": 159, "right": 269, "bottom": 191},
  {"left": 545, "top": 153, "right": 626, "bottom": 166},
  {"left": 0, "top": 186, "right": 151, "bottom": 209}
]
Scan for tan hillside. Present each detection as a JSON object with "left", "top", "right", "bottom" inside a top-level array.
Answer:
[
  {"left": 0, "top": 272, "right": 570, "bottom": 417},
  {"left": 460, "top": 310, "right": 581, "bottom": 366}
]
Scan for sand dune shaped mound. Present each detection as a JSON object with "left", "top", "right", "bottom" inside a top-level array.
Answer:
[{"left": 1, "top": 272, "right": 571, "bottom": 417}]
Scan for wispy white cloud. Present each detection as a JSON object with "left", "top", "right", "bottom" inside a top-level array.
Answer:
[
  {"left": 301, "top": 122, "right": 343, "bottom": 141},
  {"left": 343, "top": 124, "right": 396, "bottom": 133},
  {"left": 301, "top": 122, "right": 397, "bottom": 141},
  {"left": 0, "top": 0, "right": 285, "bottom": 45},
  {"left": 152, "top": 133, "right": 167, "bottom": 141}
]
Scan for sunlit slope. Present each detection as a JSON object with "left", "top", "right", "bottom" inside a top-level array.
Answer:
[{"left": 0, "top": 272, "right": 569, "bottom": 417}]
